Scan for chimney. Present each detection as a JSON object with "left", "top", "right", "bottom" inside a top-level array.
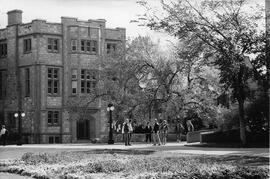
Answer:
[{"left": 7, "top": 10, "right": 23, "bottom": 26}]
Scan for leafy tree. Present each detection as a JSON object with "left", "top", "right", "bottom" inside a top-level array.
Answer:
[{"left": 137, "top": 0, "right": 266, "bottom": 144}]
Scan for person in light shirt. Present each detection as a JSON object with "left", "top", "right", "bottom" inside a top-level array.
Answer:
[{"left": 0, "top": 125, "right": 8, "bottom": 146}]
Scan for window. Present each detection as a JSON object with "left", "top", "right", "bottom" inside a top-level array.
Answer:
[
  {"left": 86, "top": 41, "right": 91, "bottom": 52},
  {"left": 71, "top": 39, "right": 77, "bottom": 51},
  {"left": 48, "top": 68, "right": 59, "bottom": 95},
  {"left": 0, "top": 42, "right": 7, "bottom": 57},
  {"left": 71, "top": 69, "right": 77, "bottom": 79},
  {"left": 71, "top": 69, "right": 77, "bottom": 95},
  {"left": 48, "top": 111, "right": 59, "bottom": 126},
  {"left": 91, "top": 40, "right": 97, "bottom": 54},
  {"left": 0, "top": 71, "right": 6, "bottom": 99},
  {"left": 72, "top": 81, "right": 77, "bottom": 94},
  {"left": 81, "top": 69, "right": 97, "bottom": 94},
  {"left": 25, "top": 68, "right": 30, "bottom": 97},
  {"left": 23, "top": 38, "right": 31, "bottom": 53},
  {"left": 49, "top": 136, "right": 60, "bottom": 144},
  {"left": 81, "top": 40, "right": 85, "bottom": 51},
  {"left": 80, "top": 40, "right": 98, "bottom": 54},
  {"left": 107, "top": 43, "right": 116, "bottom": 54},
  {"left": 48, "top": 38, "right": 59, "bottom": 52}
]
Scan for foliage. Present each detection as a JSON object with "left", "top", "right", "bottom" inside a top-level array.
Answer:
[
  {"left": 136, "top": 0, "right": 266, "bottom": 144},
  {"left": 200, "top": 129, "right": 269, "bottom": 144}
]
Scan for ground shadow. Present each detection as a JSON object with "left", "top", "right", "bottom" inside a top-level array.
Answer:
[
  {"left": 185, "top": 143, "right": 269, "bottom": 148},
  {"left": 198, "top": 155, "right": 269, "bottom": 167},
  {"left": 82, "top": 149, "right": 155, "bottom": 155}
]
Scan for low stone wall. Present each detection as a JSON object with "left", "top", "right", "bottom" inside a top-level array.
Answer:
[
  {"left": 110, "top": 133, "right": 186, "bottom": 143},
  {"left": 187, "top": 130, "right": 215, "bottom": 143}
]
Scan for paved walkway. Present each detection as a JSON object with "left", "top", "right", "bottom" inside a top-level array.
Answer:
[{"left": 0, "top": 142, "right": 269, "bottom": 160}]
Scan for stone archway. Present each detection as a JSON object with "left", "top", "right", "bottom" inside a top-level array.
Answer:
[{"left": 76, "top": 113, "right": 96, "bottom": 140}]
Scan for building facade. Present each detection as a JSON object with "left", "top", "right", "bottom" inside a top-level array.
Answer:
[{"left": 0, "top": 10, "right": 126, "bottom": 143}]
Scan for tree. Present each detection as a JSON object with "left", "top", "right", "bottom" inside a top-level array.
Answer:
[{"left": 137, "top": 0, "right": 266, "bottom": 144}]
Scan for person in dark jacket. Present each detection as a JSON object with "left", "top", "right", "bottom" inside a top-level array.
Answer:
[
  {"left": 152, "top": 119, "right": 161, "bottom": 146},
  {"left": 145, "top": 122, "right": 152, "bottom": 143},
  {"left": 160, "top": 120, "right": 168, "bottom": 145},
  {"left": 176, "top": 120, "right": 184, "bottom": 142},
  {"left": 122, "top": 119, "right": 130, "bottom": 146}
]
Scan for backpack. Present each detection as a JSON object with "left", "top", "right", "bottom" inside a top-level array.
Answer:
[{"left": 124, "top": 123, "right": 129, "bottom": 133}]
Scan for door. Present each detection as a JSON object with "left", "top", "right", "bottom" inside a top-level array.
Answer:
[{"left": 76, "top": 120, "right": 90, "bottom": 140}]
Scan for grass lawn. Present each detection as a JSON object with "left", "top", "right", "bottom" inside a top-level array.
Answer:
[{"left": 0, "top": 149, "right": 269, "bottom": 179}]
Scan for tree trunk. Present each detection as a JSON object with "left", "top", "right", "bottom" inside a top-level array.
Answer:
[{"left": 238, "top": 98, "right": 246, "bottom": 145}]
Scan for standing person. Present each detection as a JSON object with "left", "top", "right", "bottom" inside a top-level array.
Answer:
[
  {"left": 161, "top": 120, "right": 168, "bottom": 145},
  {"left": 145, "top": 122, "right": 152, "bottom": 143},
  {"left": 128, "top": 119, "right": 133, "bottom": 145},
  {"left": 186, "top": 120, "right": 194, "bottom": 132},
  {"left": 0, "top": 125, "right": 8, "bottom": 146},
  {"left": 152, "top": 119, "right": 161, "bottom": 146},
  {"left": 176, "top": 120, "right": 184, "bottom": 142},
  {"left": 122, "top": 119, "right": 130, "bottom": 146}
]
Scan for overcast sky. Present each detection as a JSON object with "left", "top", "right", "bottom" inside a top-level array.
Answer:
[
  {"left": 0, "top": 0, "right": 171, "bottom": 43},
  {"left": 0, "top": 0, "right": 264, "bottom": 45}
]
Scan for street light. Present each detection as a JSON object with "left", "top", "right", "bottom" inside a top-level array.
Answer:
[
  {"left": 14, "top": 111, "right": 25, "bottom": 145},
  {"left": 139, "top": 81, "right": 151, "bottom": 121},
  {"left": 107, "top": 103, "right": 115, "bottom": 144}
]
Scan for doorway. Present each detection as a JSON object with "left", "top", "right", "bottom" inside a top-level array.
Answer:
[{"left": 76, "top": 120, "right": 90, "bottom": 140}]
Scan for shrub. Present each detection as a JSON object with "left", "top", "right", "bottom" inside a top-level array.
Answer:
[{"left": 201, "top": 129, "right": 269, "bottom": 144}]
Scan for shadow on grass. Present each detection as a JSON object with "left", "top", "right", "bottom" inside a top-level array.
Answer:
[
  {"left": 82, "top": 149, "right": 155, "bottom": 155},
  {"left": 185, "top": 142, "right": 269, "bottom": 148},
  {"left": 199, "top": 155, "right": 270, "bottom": 167}
]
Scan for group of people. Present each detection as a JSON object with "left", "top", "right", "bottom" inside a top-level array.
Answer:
[
  {"left": 121, "top": 118, "right": 194, "bottom": 146},
  {"left": 121, "top": 118, "right": 170, "bottom": 146},
  {"left": 121, "top": 119, "right": 133, "bottom": 146}
]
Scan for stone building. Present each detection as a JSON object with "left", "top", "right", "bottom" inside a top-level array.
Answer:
[{"left": 0, "top": 10, "right": 126, "bottom": 143}]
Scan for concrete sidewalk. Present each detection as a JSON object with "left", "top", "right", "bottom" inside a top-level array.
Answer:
[{"left": 0, "top": 142, "right": 269, "bottom": 160}]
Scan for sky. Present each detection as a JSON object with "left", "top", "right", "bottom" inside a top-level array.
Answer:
[{"left": 0, "top": 0, "right": 172, "bottom": 44}]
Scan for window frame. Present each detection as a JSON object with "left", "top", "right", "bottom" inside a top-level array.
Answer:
[
  {"left": 47, "top": 68, "right": 60, "bottom": 96},
  {"left": 80, "top": 39, "right": 98, "bottom": 54},
  {"left": 80, "top": 69, "right": 97, "bottom": 94},
  {"left": 23, "top": 38, "right": 32, "bottom": 53},
  {"left": 47, "top": 38, "right": 59, "bottom": 53},
  {"left": 48, "top": 136, "right": 60, "bottom": 144},
  {"left": 47, "top": 110, "right": 60, "bottom": 126},
  {"left": 71, "top": 39, "right": 77, "bottom": 52},
  {"left": 25, "top": 68, "right": 30, "bottom": 97},
  {"left": 0, "top": 42, "right": 7, "bottom": 58}
]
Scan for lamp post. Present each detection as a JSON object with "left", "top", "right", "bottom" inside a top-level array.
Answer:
[
  {"left": 14, "top": 111, "right": 25, "bottom": 145},
  {"left": 107, "top": 103, "right": 115, "bottom": 144},
  {"left": 139, "top": 82, "right": 151, "bottom": 121}
]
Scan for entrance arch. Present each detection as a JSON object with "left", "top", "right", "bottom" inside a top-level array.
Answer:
[{"left": 76, "top": 115, "right": 96, "bottom": 140}]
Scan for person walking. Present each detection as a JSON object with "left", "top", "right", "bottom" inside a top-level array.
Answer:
[
  {"left": 0, "top": 125, "right": 8, "bottom": 146},
  {"left": 152, "top": 119, "right": 161, "bottom": 146},
  {"left": 128, "top": 119, "right": 133, "bottom": 145},
  {"left": 145, "top": 122, "right": 152, "bottom": 143},
  {"left": 160, "top": 120, "right": 168, "bottom": 145},
  {"left": 176, "top": 120, "right": 184, "bottom": 142},
  {"left": 122, "top": 119, "right": 130, "bottom": 146}
]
